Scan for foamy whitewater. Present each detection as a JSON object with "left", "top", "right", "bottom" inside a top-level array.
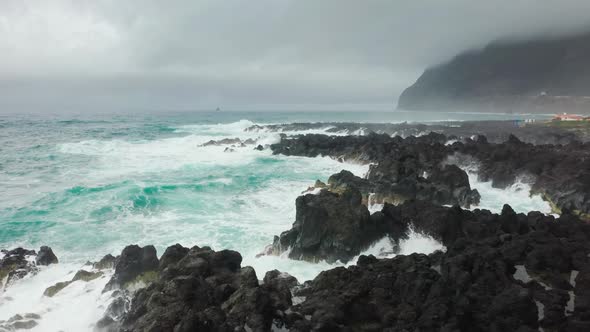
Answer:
[{"left": 0, "top": 111, "right": 552, "bottom": 330}]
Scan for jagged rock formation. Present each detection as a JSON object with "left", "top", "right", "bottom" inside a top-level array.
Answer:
[
  {"left": 398, "top": 32, "right": 590, "bottom": 113},
  {"left": 282, "top": 201, "right": 590, "bottom": 331},
  {"left": 98, "top": 244, "right": 298, "bottom": 332},
  {"left": 3, "top": 131, "right": 590, "bottom": 331},
  {"left": 103, "top": 245, "right": 159, "bottom": 292},
  {"left": 44, "top": 269, "right": 104, "bottom": 297},
  {"left": 271, "top": 133, "right": 590, "bottom": 218},
  {"left": 453, "top": 135, "right": 590, "bottom": 217},
  {"left": 36, "top": 246, "right": 58, "bottom": 266},
  {"left": 90, "top": 200, "right": 590, "bottom": 331},
  {"left": 272, "top": 132, "right": 480, "bottom": 209},
  {"left": 247, "top": 121, "right": 588, "bottom": 145},
  {"left": 3, "top": 202, "right": 589, "bottom": 331},
  {"left": 200, "top": 137, "right": 257, "bottom": 147},
  {"left": 0, "top": 247, "right": 58, "bottom": 291},
  {"left": 270, "top": 187, "right": 377, "bottom": 264},
  {"left": 0, "top": 313, "right": 41, "bottom": 331}
]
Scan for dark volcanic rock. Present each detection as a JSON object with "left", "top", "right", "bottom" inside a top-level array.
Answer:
[
  {"left": 117, "top": 244, "right": 297, "bottom": 332},
  {"left": 327, "top": 170, "right": 374, "bottom": 195},
  {"left": 453, "top": 135, "right": 590, "bottom": 216},
  {"left": 252, "top": 120, "right": 586, "bottom": 145},
  {"left": 428, "top": 164, "right": 481, "bottom": 205},
  {"left": 272, "top": 133, "right": 480, "bottom": 208},
  {"left": 1, "top": 247, "right": 59, "bottom": 290},
  {"left": 286, "top": 252, "right": 537, "bottom": 331},
  {"left": 271, "top": 132, "right": 590, "bottom": 218},
  {"left": 282, "top": 204, "right": 590, "bottom": 332},
  {"left": 105, "top": 201, "right": 590, "bottom": 331},
  {"left": 271, "top": 187, "right": 377, "bottom": 263},
  {"left": 0, "top": 314, "right": 40, "bottom": 331},
  {"left": 159, "top": 243, "right": 190, "bottom": 271},
  {"left": 103, "top": 245, "right": 159, "bottom": 292},
  {"left": 101, "top": 127, "right": 590, "bottom": 331},
  {"left": 93, "top": 254, "right": 117, "bottom": 270},
  {"left": 35, "top": 246, "right": 58, "bottom": 266},
  {"left": 201, "top": 137, "right": 244, "bottom": 146}
]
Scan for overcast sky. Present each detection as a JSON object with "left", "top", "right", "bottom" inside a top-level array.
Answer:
[{"left": 1, "top": 0, "right": 590, "bottom": 112}]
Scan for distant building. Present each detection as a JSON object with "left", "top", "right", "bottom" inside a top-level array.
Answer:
[{"left": 553, "top": 113, "right": 585, "bottom": 121}]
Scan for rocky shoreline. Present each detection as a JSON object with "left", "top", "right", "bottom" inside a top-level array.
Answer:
[
  {"left": 3, "top": 204, "right": 589, "bottom": 331},
  {"left": 246, "top": 120, "right": 590, "bottom": 145},
  {"left": 270, "top": 129, "right": 590, "bottom": 219},
  {"left": 2, "top": 126, "right": 590, "bottom": 331}
]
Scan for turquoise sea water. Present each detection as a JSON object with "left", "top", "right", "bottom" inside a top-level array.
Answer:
[
  {"left": 0, "top": 110, "right": 550, "bottom": 275},
  {"left": 0, "top": 110, "right": 556, "bottom": 330}
]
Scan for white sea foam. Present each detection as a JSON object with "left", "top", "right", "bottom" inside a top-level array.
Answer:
[
  {"left": 1, "top": 119, "right": 436, "bottom": 330},
  {"left": 445, "top": 139, "right": 458, "bottom": 145},
  {"left": 350, "top": 227, "right": 446, "bottom": 263},
  {"left": 246, "top": 228, "right": 445, "bottom": 283},
  {"left": 0, "top": 263, "right": 113, "bottom": 331},
  {"left": 444, "top": 157, "right": 553, "bottom": 214},
  {"left": 466, "top": 171, "right": 552, "bottom": 214},
  {"left": 356, "top": 236, "right": 397, "bottom": 259},
  {"left": 367, "top": 193, "right": 384, "bottom": 214},
  {"left": 59, "top": 136, "right": 269, "bottom": 179},
  {"left": 57, "top": 120, "right": 369, "bottom": 184},
  {"left": 398, "top": 228, "right": 446, "bottom": 255}
]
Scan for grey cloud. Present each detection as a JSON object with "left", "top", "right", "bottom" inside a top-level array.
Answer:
[{"left": 1, "top": 0, "right": 590, "bottom": 112}]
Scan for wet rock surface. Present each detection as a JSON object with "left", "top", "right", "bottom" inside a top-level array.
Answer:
[
  {"left": 101, "top": 245, "right": 299, "bottom": 332},
  {"left": 0, "top": 313, "right": 41, "bottom": 331},
  {"left": 249, "top": 120, "right": 587, "bottom": 145},
  {"left": 4, "top": 128, "right": 590, "bottom": 331},
  {"left": 272, "top": 133, "right": 480, "bottom": 209},
  {"left": 270, "top": 187, "right": 376, "bottom": 264},
  {"left": 278, "top": 202, "right": 590, "bottom": 331},
  {"left": 93, "top": 254, "right": 118, "bottom": 270},
  {"left": 0, "top": 247, "right": 58, "bottom": 291},
  {"left": 201, "top": 137, "right": 258, "bottom": 147},
  {"left": 35, "top": 246, "right": 58, "bottom": 266},
  {"left": 271, "top": 132, "right": 590, "bottom": 218},
  {"left": 103, "top": 245, "right": 158, "bottom": 292},
  {"left": 93, "top": 200, "right": 590, "bottom": 331},
  {"left": 44, "top": 269, "right": 105, "bottom": 297},
  {"left": 454, "top": 135, "right": 590, "bottom": 217}
]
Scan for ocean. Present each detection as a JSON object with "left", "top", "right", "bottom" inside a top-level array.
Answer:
[{"left": 0, "top": 110, "right": 552, "bottom": 330}]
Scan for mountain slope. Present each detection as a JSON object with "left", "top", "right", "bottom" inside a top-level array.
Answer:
[{"left": 398, "top": 32, "right": 590, "bottom": 113}]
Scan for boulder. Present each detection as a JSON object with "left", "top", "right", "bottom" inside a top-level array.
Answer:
[
  {"left": 270, "top": 187, "right": 377, "bottom": 263},
  {"left": 35, "top": 246, "right": 58, "bottom": 266},
  {"left": 270, "top": 132, "right": 590, "bottom": 217},
  {"left": 103, "top": 245, "right": 159, "bottom": 292},
  {"left": 116, "top": 245, "right": 292, "bottom": 332},
  {"left": 159, "top": 243, "right": 190, "bottom": 271},
  {"left": 44, "top": 270, "right": 104, "bottom": 297},
  {"left": 428, "top": 164, "right": 481, "bottom": 207},
  {"left": 93, "top": 254, "right": 117, "bottom": 270},
  {"left": 0, "top": 248, "right": 39, "bottom": 289}
]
